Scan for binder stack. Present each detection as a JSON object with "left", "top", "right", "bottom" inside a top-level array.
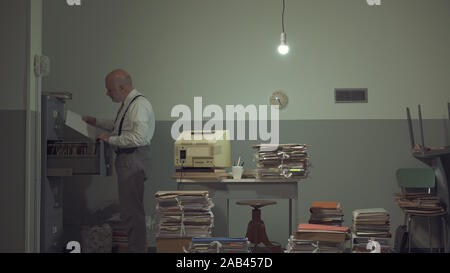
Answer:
[
  {"left": 155, "top": 191, "right": 214, "bottom": 238},
  {"left": 309, "top": 201, "right": 344, "bottom": 226},
  {"left": 352, "top": 208, "right": 391, "bottom": 238},
  {"left": 188, "top": 237, "right": 250, "bottom": 253},
  {"left": 252, "top": 144, "right": 310, "bottom": 180},
  {"left": 351, "top": 208, "right": 391, "bottom": 253}
]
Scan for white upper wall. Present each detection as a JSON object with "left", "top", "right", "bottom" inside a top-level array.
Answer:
[{"left": 42, "top": 0, "right": 450, "bottom": 120}]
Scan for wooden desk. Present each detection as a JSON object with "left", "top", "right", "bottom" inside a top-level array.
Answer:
[{"left": 176, "top": 178, "right": 301, "bottom": 238}]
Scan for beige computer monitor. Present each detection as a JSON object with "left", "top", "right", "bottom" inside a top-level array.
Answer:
[{"left": 174, "top": 130, "right": 231, "bottom": 168}]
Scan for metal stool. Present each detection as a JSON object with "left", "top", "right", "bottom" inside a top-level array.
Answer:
[{"left": 236, "top": 200, "right": 281, "bottom": 253}]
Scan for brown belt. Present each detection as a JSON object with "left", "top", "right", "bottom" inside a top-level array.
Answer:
[{"left": 115, "top": 146, "right": 149, "bottom": 154}]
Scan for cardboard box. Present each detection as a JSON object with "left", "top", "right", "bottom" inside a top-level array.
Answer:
[{"left": 156, "top": 237, "right": 192, "bottom": 253}]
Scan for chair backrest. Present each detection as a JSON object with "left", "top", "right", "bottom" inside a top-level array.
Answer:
[{"left": 396, "top": 168, "right": 435, "bottom": 189}]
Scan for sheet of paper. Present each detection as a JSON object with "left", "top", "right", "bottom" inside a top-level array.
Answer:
[{"left": 65, "top": 110, "right": 96, "bottom": 140}]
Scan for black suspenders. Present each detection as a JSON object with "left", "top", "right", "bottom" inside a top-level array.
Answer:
[{"left": 113, "top": 95, "right": 144, "bottom": 136}]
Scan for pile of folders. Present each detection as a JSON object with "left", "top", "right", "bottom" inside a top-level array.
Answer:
[
  {"left": 252, "top": 143, "right": 310, "bottom": 180},
  {"left": 188, "top": 237, "right": 250, "bottom": 253},
  {"left": 155, "top": 191, "right": 214, "bottom": 238},
  {"left": 394, "top": 192, "right": 446, "bottom": 216}
]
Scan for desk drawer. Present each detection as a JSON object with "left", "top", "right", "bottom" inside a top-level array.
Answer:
[{"left": 46, "top": 141, "right": 112, "bottom": 176}]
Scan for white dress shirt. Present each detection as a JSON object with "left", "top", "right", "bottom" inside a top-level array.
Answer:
[{"left": 96, "top": 89, "right": 155, "bottom": 148}]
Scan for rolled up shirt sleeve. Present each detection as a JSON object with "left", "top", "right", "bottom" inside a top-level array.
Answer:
[{"left": 96, "top": 118, "right": 115, "bottom": 132}]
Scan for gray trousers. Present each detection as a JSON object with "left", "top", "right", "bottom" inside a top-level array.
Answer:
[{"left": 114, "top": 146, "right": 151, "bottom": 253}]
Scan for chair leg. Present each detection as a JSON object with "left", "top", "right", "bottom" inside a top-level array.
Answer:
[
  {"left": 439, "top": 217, "right": 442, "bottom": 253},
  {"left": 441, "top": 216, "right": 448, "bottom": 253},
  {"left": 408, "top": 216, "right": 412, "bottom": 253},
  {"left": 446, "top": 219, "right": 449, "bottom": 253},
  {"left": 428, "top": 217, "right": 432, "bottom": 253}
]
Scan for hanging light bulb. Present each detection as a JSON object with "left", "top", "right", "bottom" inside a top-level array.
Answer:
[
  {"left": 277, "top": 0, "right": 289, "bottom": 55},
  {"left": 278, "top": 32, "right": 289, "bottom": 55}
]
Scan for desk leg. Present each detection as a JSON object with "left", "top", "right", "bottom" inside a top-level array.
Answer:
[
  {"left": 227, "top": 199, "right": 230, "bottom": 237},
  {"left": 294, "top": 194, "right": 298, "bottom": 236},
  {"left": 211, "top": 198, "right": 228, "bottom": 237},
  {"left": 289, "top": 199, "right": 292, "bottom": 236}
]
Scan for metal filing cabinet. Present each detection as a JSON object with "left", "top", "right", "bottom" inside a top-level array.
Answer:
[{"left": 40, "top": 93, "right": 112, "bottom": 253}]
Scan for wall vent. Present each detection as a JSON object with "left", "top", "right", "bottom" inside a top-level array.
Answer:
[{"left": 335, "top": 88, "right": 368, "bottom": 103}]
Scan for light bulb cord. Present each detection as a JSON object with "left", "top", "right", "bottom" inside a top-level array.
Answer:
[{"left": 281, "top": 0, "right": 286, "bottom": 33}]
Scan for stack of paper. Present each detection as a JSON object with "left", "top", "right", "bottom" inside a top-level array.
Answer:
[
  {"left": 252, "top": 144, "right": 310, "bottom": 180},
  {"left": 81, "top": 224, "right": 112, "bottom": 253},
  {"left": 394, "top": 192, "right": 446, "bottom": 216},
  {"left": 65, "top": 110, "right": 97, "bottom": 140},
  {"left": 309, "top": 202, "right": 344, "bottom": 226},
  {"left": 285, "top": 236, "right": 319, "bottom": 253},
  {"left": 155, "top": 191, "right": 214, "bottom": 238},
  {"left": 351, "top": 235, "right": 391, "bottom": 253},
  {"left": 352, "top": 208, "right": 391, "bottom": 238},
  {"left": 188, "top": 237, "right": 250, "bottom": 253}
]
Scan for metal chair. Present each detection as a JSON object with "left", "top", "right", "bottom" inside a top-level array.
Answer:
[{"left": 396, "top": 168, "right": 448, "bottom": 253}]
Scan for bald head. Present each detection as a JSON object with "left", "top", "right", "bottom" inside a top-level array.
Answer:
[{"left": 105, "top": 69, "right": 134, "bottom": 103}]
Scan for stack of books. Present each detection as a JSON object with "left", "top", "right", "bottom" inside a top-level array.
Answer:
[
  {"left": 352, "top": 208, "right": 391, "bottom": 238},
  {"left": 108, "top": 214, "right": 128, "bottom": 253},
  {"left": 252, "top": 144, "right": 310, "bottom": 180},
  {"left": 155, "top": 191, "right": 214, "bottom": 238},
  {"left": 309, "top": 201, "right": 344, "bottom": 226},
  {"left": 394, "top": 192, "right": 446, "bottom": 216},
  {"left": 188, "top": 237, "right": 250, "bottom": 253},
  {"left": 292, "top": 223, "right": 350, "bottom": 253}
]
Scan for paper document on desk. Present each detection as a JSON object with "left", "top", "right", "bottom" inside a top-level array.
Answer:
[{"left": 65, "top": 110, "right": 96, "bottom": 140}]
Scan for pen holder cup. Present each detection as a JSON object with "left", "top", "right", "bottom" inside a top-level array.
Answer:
[{"left": 232, "top": 166, "right": 244, "bottom": 179}]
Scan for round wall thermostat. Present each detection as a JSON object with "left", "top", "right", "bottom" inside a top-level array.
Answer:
[{"left": 270, "top": 91, "right": 288, "bottom": 109}]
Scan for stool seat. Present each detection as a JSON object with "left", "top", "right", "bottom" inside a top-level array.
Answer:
[{"left": 236, "top": 200, "right": 277, "bottom": 209}]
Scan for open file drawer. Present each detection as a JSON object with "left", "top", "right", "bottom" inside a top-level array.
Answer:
[{"left": 46, "top": 140, "right": 112, "bottom": 176}]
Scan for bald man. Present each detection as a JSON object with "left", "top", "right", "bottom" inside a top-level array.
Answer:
[{"left": 83, "top": 69, "right": 155, "bottom": 253}]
